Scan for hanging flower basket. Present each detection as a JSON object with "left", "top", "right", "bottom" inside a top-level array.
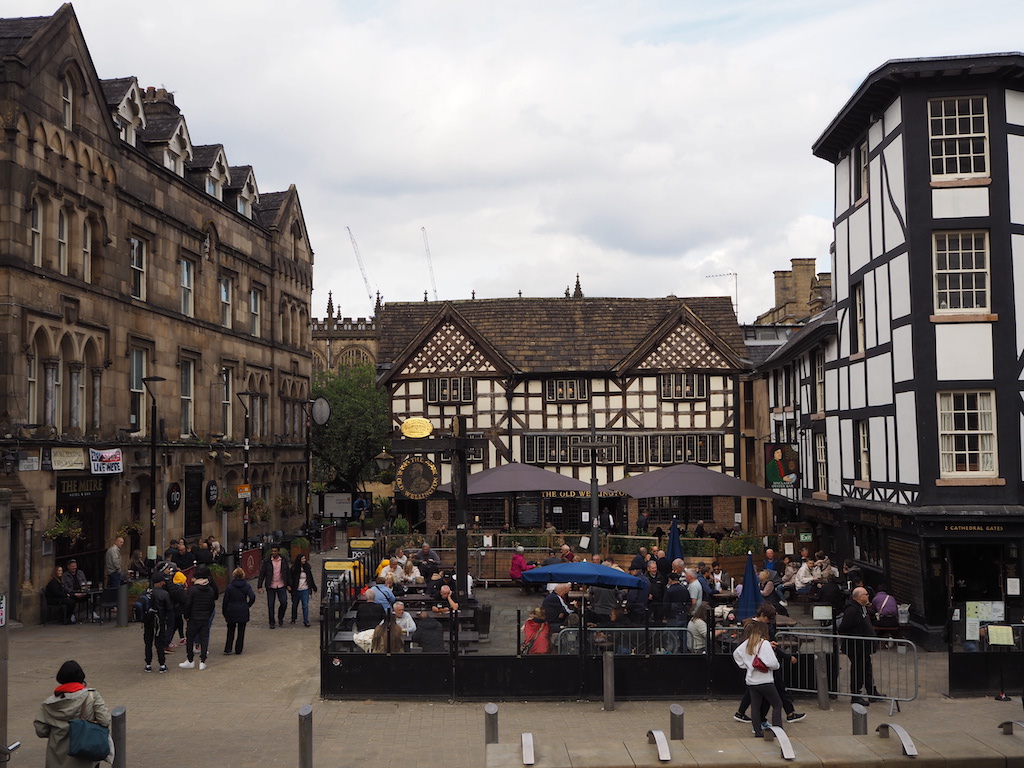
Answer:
[{"left": 43, "top": 515, "right": 84, "bottom": 545}]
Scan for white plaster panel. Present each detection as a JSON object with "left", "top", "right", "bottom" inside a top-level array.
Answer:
[
  {"left": 836, "top": 157, "right": 851, "bottom": 214},
  {"left": 626, "top": 394, "right": 641, "bottom": 410},
  {"left": 527, "top": 381, "right": 541, "bottom": 394},
  {"left": 931, "top": 187, "right": 989, "bottom": 219},
  {"left": 889, "top": 252, "right": 911, "bottom": 319},
  {"left": 875, "top": 266, "right": 891, "bottom": 345},
  {"left": 693, "top": 414, "right": 707, "bottom": 429},
  {"left": 1020, "top": 413, "right": 1024, "bottom": 482},
  {"left": 834, "top": 220, "right": 849, "bottom": 302},
  {"left": 848, "top": 361, "right": 866, "bottom": 410},
  {"left": 840, "top": 419, "right": 854, "bottom": 480},
  {"left": 826, "top": 416, "right": 842, "bottom": 495},
  {"left": 895, "top": 391, "right": 919, "bottom": 485},
  {"left": 825, "top": 368, "right": 838, "bottom": 411},
  {"left": 1011, "top": 138, "right": 1024, "bottom": 227},
  {"left": 868, "top": 118, "right": 884, "bottom": 149},
  {"left": 848, "top": 204, "right": 871, "bottom": 274},
  {"left": 1015, "top": 234, "right": 1024, "bottom": 359},
  {"left": 838, "top": 364, "right": 849, "bottom": 410},
  {"left": 477, "top": 413, "right": 492, "bottom": 428},
  {"left": 870, "top": 157, "right": 884, "bottom": 259},
  {"left": 935, "top": 324, "right": 993, "bottom": 380},
  {"left": 864, "top": 270, "right": 877, "bottom": 349},
  {"left": 511, "top": 396, "right": 526, "bottom": 410},
  {"left": 892, "top": 325, "right": 914, "bottom": 382},
  {"left": 869, "top": 415, "right": 888, "bottom": 483},
  {"left": 838, "top": 307, "right": 850, "bottom": 359},
  {"left": 643, "top": 411, "right": 657, "bottom": 428},
  {"left": 882, "top": 138, "right": 907, "bottom": 251},
  {"left": 710, "top": 393, "right": 724, "bottom": 409},
  {"left": 406, "top": 381, "right": 423, "bottom": 397},
  {"left": 886, "top": 415, "right": 897, "bottom": 481},
  {"left": 527, "top": 414, "right": 542, "bottom": 429},
  {"left": 867, "top": 353, "right": 893, "bottom": 407},
  {"left": 883, "top": 96, "right": 902, "bottom": 137},
  {"left": 1006, "top": 89, "right": 1024, "bottom": 126}
]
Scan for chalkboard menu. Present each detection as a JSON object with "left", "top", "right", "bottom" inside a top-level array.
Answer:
[
  {"left": 516, "top": 499, "right": 540, "bottom": 528},
  {"left": 184, "top": 467, "right": 203, "bottom": 538},
  {"left": 887, "top": 535, "right": 925, "bottom": 612}
]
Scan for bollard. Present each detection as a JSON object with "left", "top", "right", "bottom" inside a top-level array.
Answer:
[
  {"left": 815, "top": 651, "right": 829, "bottom": 710},
  {"left": 484, "top": 702, "right": 499, "bottom": 745},
  {"left": 669, "top": 703, "right": 684, "bottom": 740},
  {"left": 117, "top": 583, "right": 128, "bottom": 627},
  {"left": 298, "top": 705, "right": 313, "bottom": 768},
  {"left": 851, "top": 703, "right": 868, "bottom": 735},
  {"left": 603, "top": 651, "right": 615, "bottom": 711},
  {"left": 111, "top": 706, "right": 126, "bottom": 768}
]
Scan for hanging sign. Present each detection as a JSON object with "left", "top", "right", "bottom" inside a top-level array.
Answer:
[{"left": 90, "top": 448, "right": 124, "bottom": 474}]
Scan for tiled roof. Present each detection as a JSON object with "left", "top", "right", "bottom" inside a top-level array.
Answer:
[
  {"left": 187, "top": 144, "right": 224, "bottom": 170},
  {"left": 0, "top": 16, "right": 48, "bottom": 57},
  {"left": 255, "top": 191, "right": 287, "bottom": 227},
  {"left": 758, "top": 305, "right": 837, "bottom": 370},
  {"left": 378, "top": 296, "right": 746, "bottom": 374},
  {"left": 99, "top": 77, "right": 134, "bottom": 107},
  {"left": 137, "top": 115, "right": 181, "bottom": 143},
  {"left": 225, "top": 165, "right": 253, "bottom": 191}
]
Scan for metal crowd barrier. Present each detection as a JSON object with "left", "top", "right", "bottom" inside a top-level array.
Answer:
[{"left": 555, "top": 625, "right": 702, "bottom": 656}]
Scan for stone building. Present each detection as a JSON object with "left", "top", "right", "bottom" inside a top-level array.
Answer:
[
  {"left": 310, "top": 291, "right": 378, "bottom": 372},
  {"left": 0, "top": 5, "right": 313, "bottom": 622}
]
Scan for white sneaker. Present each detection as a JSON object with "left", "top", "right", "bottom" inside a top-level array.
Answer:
[
  {"left": 178, "top": 660, "right": 195, "bottom": 669},
  {"left": 199, "top": 662, "right": 207, "bottom": 670}
]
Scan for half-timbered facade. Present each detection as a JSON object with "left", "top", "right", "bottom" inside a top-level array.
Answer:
[
  {"left": 769, "top": 53, "right": 1024, "bottom": 647},
  {"left": 377, "top": 294, "right": 749, "bottom": 535}
]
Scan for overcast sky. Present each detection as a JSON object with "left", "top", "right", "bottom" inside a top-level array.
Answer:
[{"left": 14, "top": 1, "right": 1024, "bottom": 321}]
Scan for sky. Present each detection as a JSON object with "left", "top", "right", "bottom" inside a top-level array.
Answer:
[{"left": 12, "top": 1, "right": 1024, "bottom": 321}]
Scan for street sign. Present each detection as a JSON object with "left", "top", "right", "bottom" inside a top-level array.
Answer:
[{"left": 237, "top": 484, "right": 252, "bottom": 500}]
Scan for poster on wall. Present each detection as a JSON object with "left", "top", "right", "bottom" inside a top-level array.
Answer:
[
  {"left": 89, "top": 448, "right": 123, "bottom": 474},
  {"left": 765, "top": 443, "right": 799, "bottom": 489},
  {"left": 323, "top": 493, "right": 352, "bottom": 519}
]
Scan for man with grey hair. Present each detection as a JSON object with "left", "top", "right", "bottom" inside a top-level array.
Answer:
[
  {"left": 685, "top": 568, "right": 703, "bottom": 609},
  {"left": 392, "top": 601, "right": 416, "bottom": 636},
  {"left": 105, "top": 536, "right": 125, "bottom": 589},
  {"left": 837, "top": 586, "right": 878, "bottom": 704},
  {"left": 542, "top": 583, "right": 575, "bottom": 637}
]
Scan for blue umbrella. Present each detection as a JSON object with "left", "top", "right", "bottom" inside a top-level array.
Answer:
[
  {"left": 666, "top": 517, "right": 683, "bottom": 563},
  {"left": 522, "top": 561, "right": 644, "bottom": 589},
  {"left": 735, "top": 551, "right": 763, "bottom": 621}
]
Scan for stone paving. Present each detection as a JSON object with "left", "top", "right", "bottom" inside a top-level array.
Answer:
[{"left": 6, "top": 549, "right": 1023, "bottom": 767}]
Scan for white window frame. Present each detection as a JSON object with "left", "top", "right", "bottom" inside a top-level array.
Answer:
[
  {"left": 220, "top": 369, "right": 232, "bottom": 438},
  {"left": 180, "top": 258, "right": 195, "bottom": 317},
  {"left": 219, "top": 277, "right": 232, "bottom": 328},
  {"left": 179, "top": 359, "right": 194, "bottom": 437},
  {"left": 545, "top": 378, "right": 589, "bottom": 402},
  {"left": 814, "top": 350, "right": 826, "bottom": 413},
  {"left": 660, "top": 373, "right": 708, "bottom": 400},
  {"left": 31, "top": 198, "right": 42, "bottom": 267},
  {"left": 929, "top": 96, "right": 989, "bottom": 181},
  {"left": 934, "top": 231, "right": 990, "bottom": 314},
  {"left": 856, "top": 420, "right": 870, "bottom": 481},
  {"left": 60, "top": 76, "right": 73, "bottom": 129},
  {"left": 26, "top": 355, "right": 38, "bottom": 425},
  {"left": 57, "top": 209, "right": 68, "bottom": 275},
  {"left": 815, "top": 432, "right": 828, "bottom": 492},
  {"left": 129, "top": 236, "right": 146, "bottom": 300},
  {"left": 854, "top": 139, "right": 869, "bottom": 202},
  {"left": 426, "top": 377, "right": 475, "bottom": 404},
  {"left": 249, "top": 288, "right": 261, "bottom": 336},
  {"left": 129, "top": 348, "right": 146, "bottom": 435},
  {"left": 82, "top": 219, "right": 92, "bottom": 283},
  {"left": 938, "top": 390, "right": 997, "bottom": 477},
  {"left": 851, "top": 283, "right": 865, "bottom": 355}
]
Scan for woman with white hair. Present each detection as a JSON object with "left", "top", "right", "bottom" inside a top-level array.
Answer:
[{"left": 509, "top": 545, "right": 534, "bottom": 583}]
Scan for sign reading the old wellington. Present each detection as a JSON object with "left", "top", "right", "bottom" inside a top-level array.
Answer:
[
  {"left": 395, "top": 456, "right": 438, "bottom": 500},
  {"left": 400, "top": 417, "right": 434, "bottom": 439}
]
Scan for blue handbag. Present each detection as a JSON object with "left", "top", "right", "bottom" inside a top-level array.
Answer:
[{"left": 68, "top": 692, "right": 110, "bottom": 762}]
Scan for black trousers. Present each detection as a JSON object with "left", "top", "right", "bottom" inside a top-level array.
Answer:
[
  {"left": 224, "top": 621, "right": 248, "bottom": 654},
  {"left": 185, "top": 619, "right": 211, "bottom": 662},
  {"left": 739, "top": 669, "right": 794, "bottom": 717},
  {"left": 144, "top": 621, "right": 166, "bottom": 666},
  {"left": 748, "top": 682, "right": 784, "bottom": 736},
  {"left": 847, "top": 644, "right": 874, "bottom": 696}
]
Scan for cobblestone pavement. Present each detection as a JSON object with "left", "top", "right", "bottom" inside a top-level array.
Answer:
[{"left": 6, "top": 550, "right": 1021, "bottom": 767}]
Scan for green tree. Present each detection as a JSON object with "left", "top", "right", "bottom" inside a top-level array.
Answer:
[{"left": 311, "top": 364, "right": 390, "bottom": 492}]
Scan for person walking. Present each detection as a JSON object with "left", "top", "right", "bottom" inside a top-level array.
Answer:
[
  {"left": 33, "top": 660, "right": 111, "bottom": 767},
  {"left": 838, "top": 586, "right": 879, "bottom": 704},
  {"left": 732, "top": 620, "right": 783, "bottom": 738},
  {"left": 257, "top": 545, "right": 290, "bottom": 629},
  {"left": 222, "top": 567, "right": 256, "bottom": 655},
  {"left": 143, "top": 573, "right": 173, "bottom": 673},
  {"left": 289, "top": 553, "right": 317, "bottom": 627},
  {"left": 179, "top": 566, "right": 218, "bottom": 670}
]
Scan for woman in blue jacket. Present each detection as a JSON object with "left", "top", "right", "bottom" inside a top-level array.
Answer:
[{"left": 222, "top": 567, "right": 256, "bottom": 655}]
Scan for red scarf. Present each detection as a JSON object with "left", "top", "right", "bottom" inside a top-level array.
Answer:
[{"left": 54, "top": 682, "right": 85, "bottom": 696}]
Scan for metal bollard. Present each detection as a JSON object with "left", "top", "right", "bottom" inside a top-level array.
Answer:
[
  {"left": 111, "top": 706, "right": 126, "bottom": 768},
  {"left": 484, "top": 702, "right": 499, "bottom": 744},
  {"left": 669, "top": 703, "right": 684, "bottom": 740},
  {"left": 116, "top": 583, "right": 128, "bottom": 627},
  {"left": 815, "top": 651, "right": 829, "bottom": 710},
  {"left": 298, "top": 705, "right": 313, "bottom": 768},
  {"left": 603, "top": 651, "right": 615, "bottom": 711},
  {"left": 851, "top": 703, "right": 868, "bottom": 735}
]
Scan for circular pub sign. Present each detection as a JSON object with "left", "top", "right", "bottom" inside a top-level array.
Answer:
[
  {"left": 395, "top": 456, "right": 439, "bottom": 501},
  {"left": 205, "top": 480, "right": 219, "bottom": 507},
  {"left": 166, "top": 482, "right": 182, "bottom": 512}
]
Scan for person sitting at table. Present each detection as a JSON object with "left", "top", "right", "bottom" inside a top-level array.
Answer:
[
  {"left": 412, "top": 610, "right": 445, "bottom": 652},
  {"left": 371, "top": 617, "right": 404, "bottom": 653},
  {"left": 759, "top": 570, "right": 789, "bottom": 616},
  {"left": 45, "top": 565, "right": 77, "bottom": 624},
  {"left": 400, "top": 560, "right": 423, "bottom": 584},
  {"left": 818, "top": 571, "right": 845, "bottom": 617},
  {"left": 373, "top": 578, "right": 397, "bottom": 611},
  {"left": 710, "top": 561, "right": 733, "bottom": 593},
  {"left": 510, "top": 546, "right": 536, "bottom": 588},
  {"left": 778, "top": 555, "right": 799, "bottom": 598},
  {"left": 129, "top": 549, "right": 150, "bottom": 580},
  {"left": 587, "top": 582, "right": 620, "bottom": 626},
  {"left": 793, "top": 557, "right": 819, "bottom": 596},
  {"left": 391, "top": 547, "right": 408, "bottom": 567},
  {"left": 356, "top": 590, "right": 387, "bottom": 631},
  {"left": 542, "top": 583, "right": 574, "bottom": 637},
  {"left": 687, "top": 601, "right": 712, "bottom": 654},
  {"left": 61, "top": 559, "right": 92, "bottom": 620},
  {"left": 559, "top": 544, "right": 575, "bottom": 562},
  {"left": 521, "top": 607, "right": 551, "bottom": 654},
  {"left": 413, "top": 543, "right": 441, "bottom": 580},
  {"left": 392, "top": 601, "right": 417, "bottom": 635},
  {"left": 432, "top": 584, "right": 459, "bottom": 614}
]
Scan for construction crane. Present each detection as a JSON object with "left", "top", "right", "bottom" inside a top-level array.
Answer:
[
  {"left": 421, "top": 226, "right": 439, "bottom": 301},
  {"left": 346, "top": 226, "right": 374, "bottom": 305}
]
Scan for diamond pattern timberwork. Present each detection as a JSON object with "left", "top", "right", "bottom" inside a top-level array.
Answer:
[
  {"left": 637, "top": 324, "right": 728, "bottom": 370},
  {"left": 406, "top": 321, "right": 497, "bottom": 374}
]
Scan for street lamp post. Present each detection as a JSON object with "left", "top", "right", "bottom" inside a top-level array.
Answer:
[
  {"left": 142, "top": 375, "right": 166, "bottom": 563},
  {"left": 577, "top": 420, "right": 615, "bottom": 557},
  {"left": 236, "top": 391, "right": 258, "bottom": 546}
]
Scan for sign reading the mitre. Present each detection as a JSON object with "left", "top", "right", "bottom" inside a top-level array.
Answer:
[{"left": 395, "top": 456, "right": 439, "bottom": 500}]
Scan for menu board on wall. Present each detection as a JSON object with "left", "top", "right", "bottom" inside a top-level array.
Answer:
[
  {"left": 516, "top": 500, "right": 540, "bottom": 528},
  {"left": 887, "top": 536, "right": 926, "bottom": 611}
]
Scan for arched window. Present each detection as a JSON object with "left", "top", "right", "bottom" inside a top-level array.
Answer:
[
  {"left": 26, "top": 353, "right": 38, "bottom": 425},
  {"left": 57, "top": 209, "right": 68, "bottom": 275},
  {"left": 339, "top": 347, "right": 371, "bottom": 368},
  {"left": 82, "top": 218, "right": 92, "bottom": 283},
  {"left": 31, "top": 198, "right": 42, "bottom": 267},
  {"left": 60, "top": 76, "right": 73, "bottom": 129}
]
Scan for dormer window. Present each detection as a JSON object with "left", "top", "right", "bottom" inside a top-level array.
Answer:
[
  {"left": 163, "top": 123, "right": 192, "bottom": 177},
  {"left": 112, "top": 83, "right": 146, "bottom": 147}
]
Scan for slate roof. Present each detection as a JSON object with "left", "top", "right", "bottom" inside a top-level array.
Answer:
[
  {"left": 0, "top": 16, "right": 48, "bottom": 57},
  {"left": 255, "top": 191, "right": 287, "bottom": 227},
  {"left": 225, "top": 165, "right": 254, "bottom": 191},
  {"left": 137, "top": 114, "right": 181, "bottom": 143},
  {"left": 378, "top": 296, "right": 747, "bottom": 374},
  {"left": 99, "top": 77, "right": 134, "bottom": 107},
  {"left": 187, "top": 144, "right": 224, "bottom": 171},
  {"left": 758, "top": 305, "right": 838, "bottom": 370}
]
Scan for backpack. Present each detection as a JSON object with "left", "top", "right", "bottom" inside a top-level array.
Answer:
[{"left": 134, "top": 589, "right": 160, "bottom": 626}]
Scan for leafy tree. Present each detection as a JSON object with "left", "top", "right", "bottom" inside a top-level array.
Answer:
[{"left": 311, "top": 364, "right": 390, "bottom": 492}]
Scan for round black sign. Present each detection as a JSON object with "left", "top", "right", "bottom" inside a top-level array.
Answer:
[
  {"left": 395, "top": 456, "right": 439, "bottom": 501},
  {"left": 206, "top": 480, "right": 219, "bottom": 507},
  {"left": 166, "top": 482, "right": 182, "bottom": 512}
]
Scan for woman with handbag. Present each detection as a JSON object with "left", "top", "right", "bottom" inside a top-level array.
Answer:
[
  {"left": 732, "top": 621, "right": 783, "bottom": 738},
  {"left": 34, "top": 660, "right": 112, "bottom": 767}
]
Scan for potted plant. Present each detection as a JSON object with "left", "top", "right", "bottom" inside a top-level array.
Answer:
[
  {"left": 42, "top": 515, "right": 84, "bottom": 545},
  {"left": 127, "top": 580, "right": 148, "bottom": 620},
  {"left": 215, "top": 489, "right": 238, "bottom": 515},
  {"left": 274, "top": 495, "right": 297, "bottom": 519},
  {"left": 290, "top": 536, "right": 311, "bottom": 561},
  {"left": 115, "top": 519, "right": 142, "bottom": 540},
  {"left": 249, "top": 497, "right": 269, "bottom": 526},
  {"left": 207, "top": 563, "right": 229, "bottom": 590}
]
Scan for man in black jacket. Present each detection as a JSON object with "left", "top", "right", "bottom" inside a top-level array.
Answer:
[
  {"left": 837, "top": 587, "right": 878, "bottom": 705},
  {"left": 143, "top": 572, "right": 174, "bottom": 673},
  {"left": 412, "top": 611, "right": 445, "bottom": 652},
  {"left": 179, "top": 567, "right": 219, "bottom": 670}
]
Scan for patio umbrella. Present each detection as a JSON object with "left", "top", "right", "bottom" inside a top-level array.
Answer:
[
  {"left": 601, "top": 463, "right": 780, "bottom": 499},
  {"left": 522, "top": 561, "right": 644, "bottom": 589},
  {"left": 666, "top": 517, "right": 683, "bottom": 563},
  {"left": 436, "top": 462, "right": 592, "bottom": 495},
  {"left": 735, "top": 551, "right": 763, "bottom": 621}
]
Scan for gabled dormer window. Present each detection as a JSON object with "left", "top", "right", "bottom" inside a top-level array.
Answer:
[
  {"left": 163, "top": 122, "right": 192, "bottom": 177},
  {"left": 113, "top": 83, "right": 146, "bottom": 147}
]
